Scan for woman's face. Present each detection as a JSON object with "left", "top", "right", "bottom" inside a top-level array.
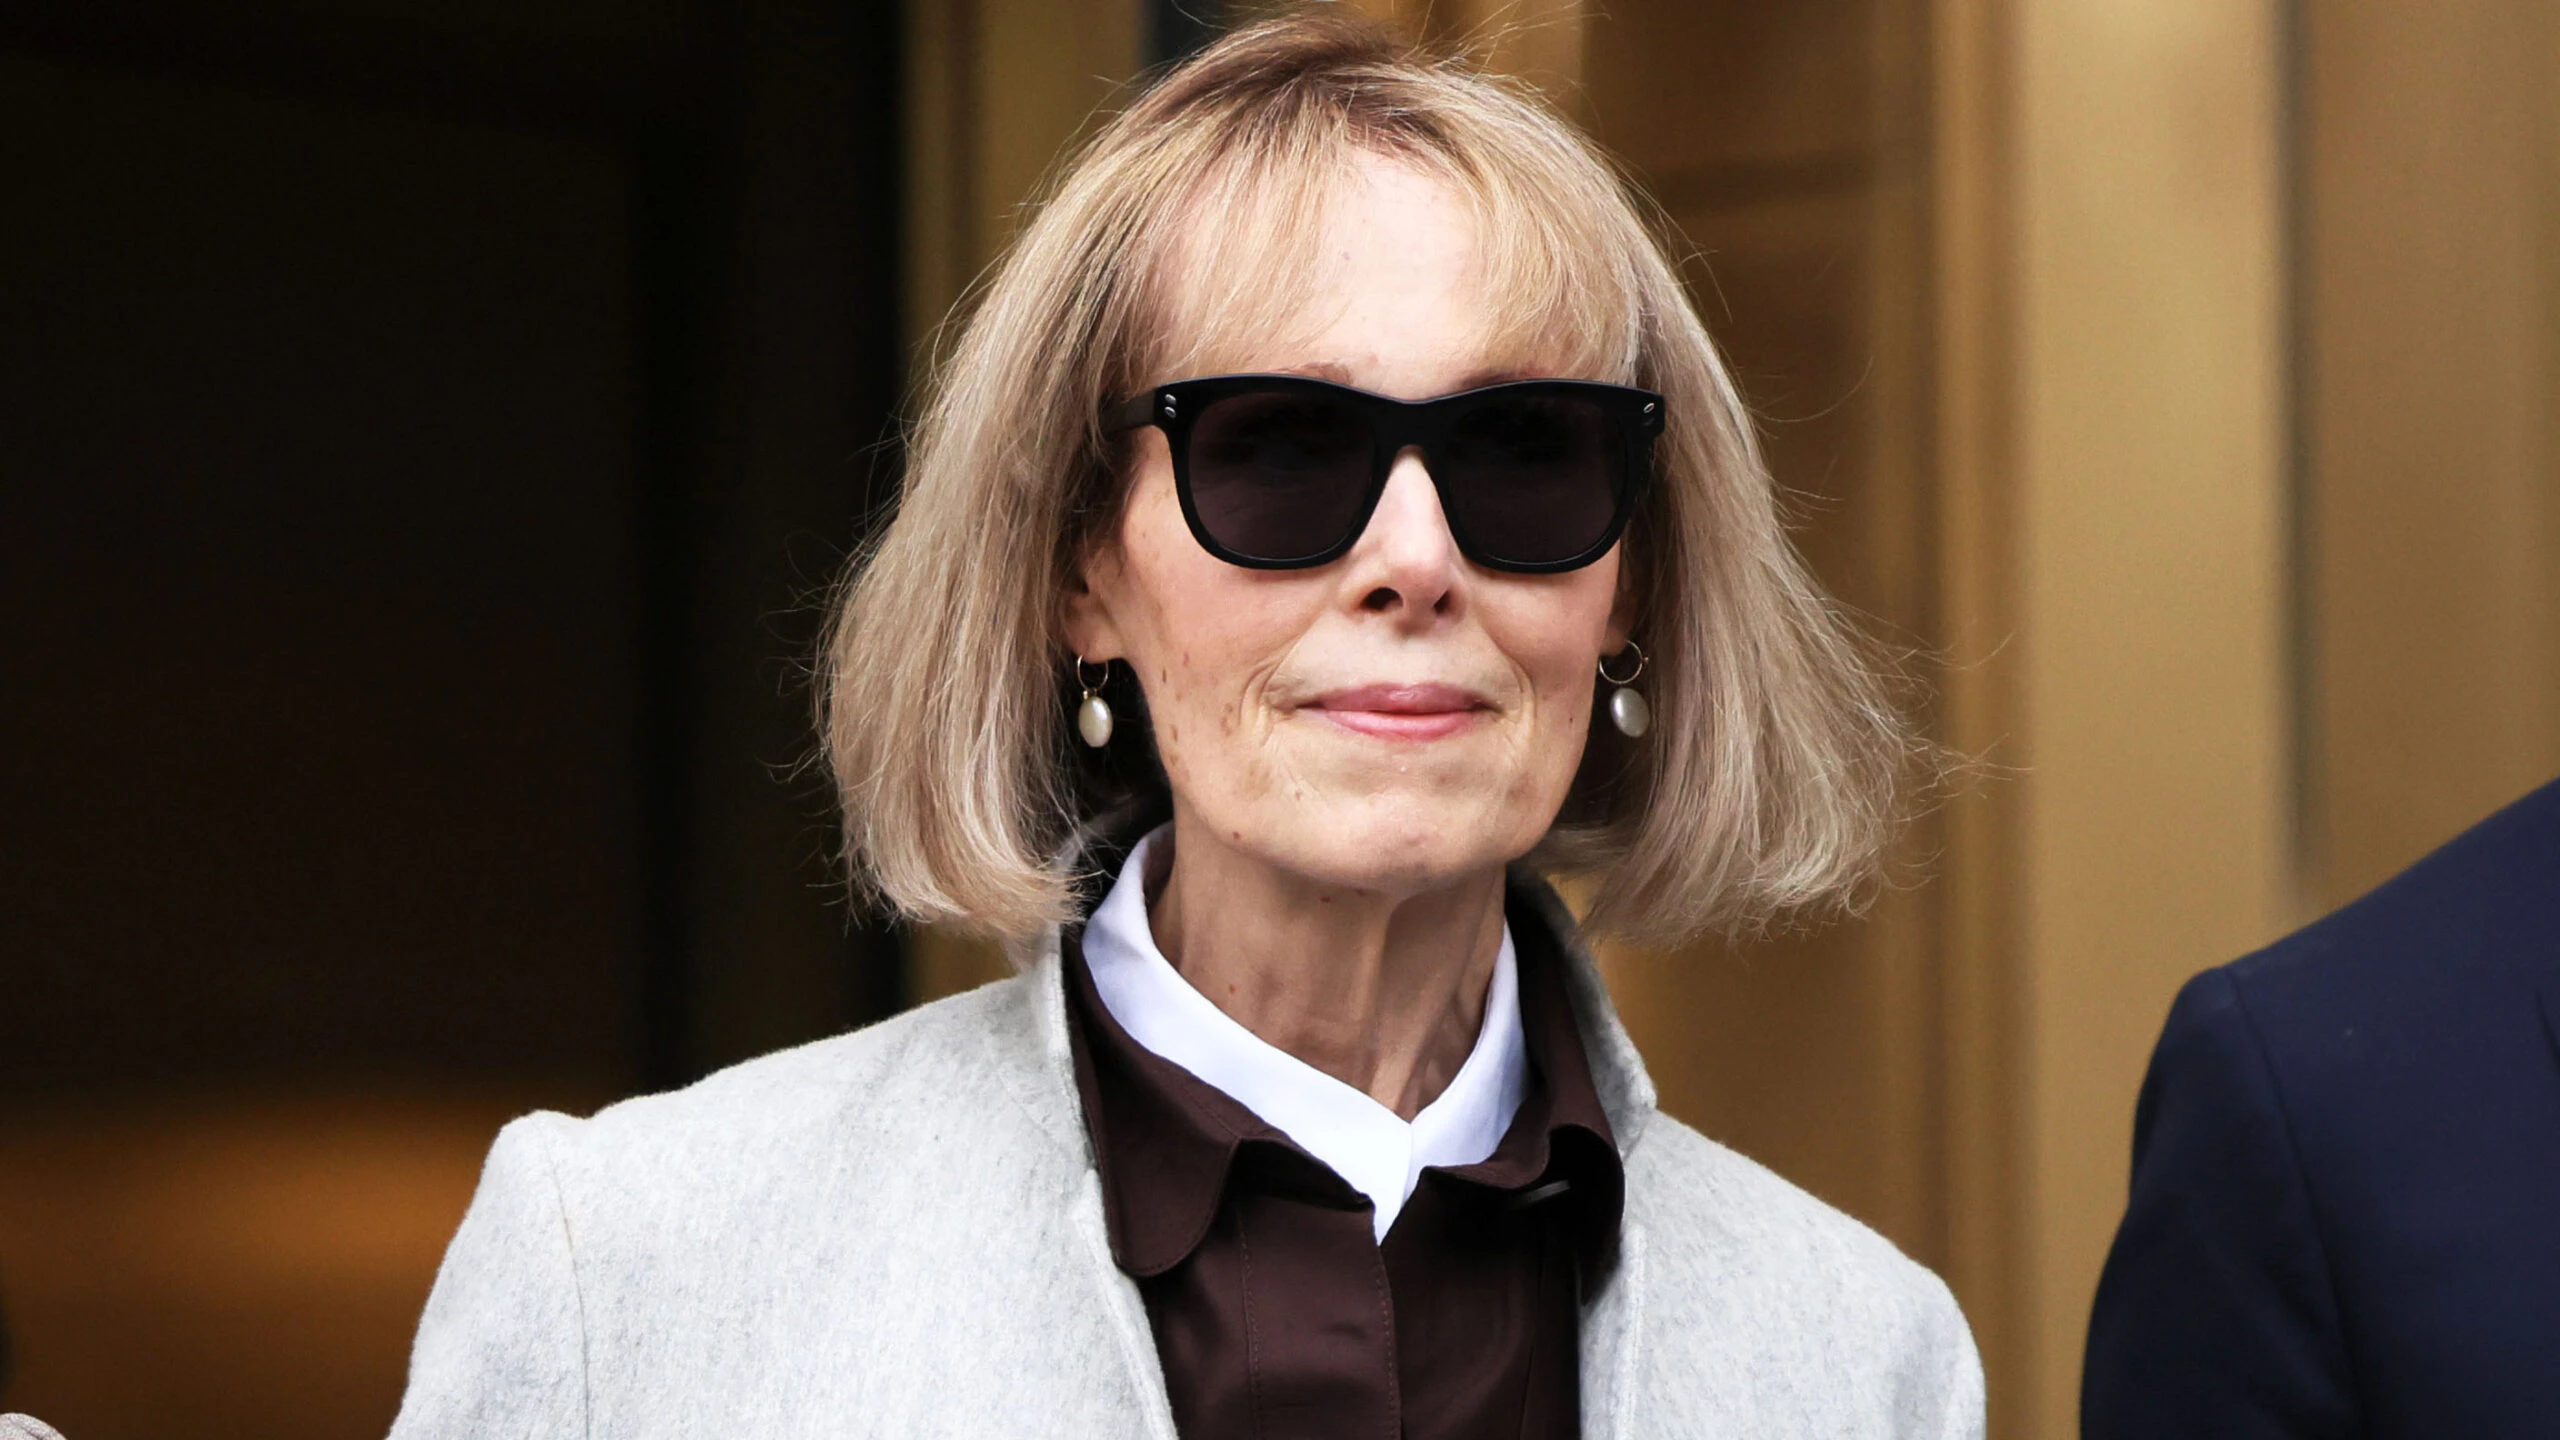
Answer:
[{"left": 1066, "top": 154, "right": 1630, "bottom": 899}]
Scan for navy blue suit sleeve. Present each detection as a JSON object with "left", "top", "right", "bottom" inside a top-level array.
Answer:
[{"left": 2082, "top": 968, "right": 2359, "bottom": 1439}]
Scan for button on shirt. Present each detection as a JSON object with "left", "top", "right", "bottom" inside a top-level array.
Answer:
[{"left": 1064, "top": 824, "right": 1623, "bottom": 1440}]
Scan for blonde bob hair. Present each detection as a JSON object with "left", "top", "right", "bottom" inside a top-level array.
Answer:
[{"left": 822, "top": 12, "right": 1917, "bottom": 947}]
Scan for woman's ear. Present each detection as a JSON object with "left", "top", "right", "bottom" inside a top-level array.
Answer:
[
  {"left": 1061, "top": 545, "right": 1128, "bottom": 663},
  {"left": 1603, "top": 556, "right": 1642, "bottom": 655}
]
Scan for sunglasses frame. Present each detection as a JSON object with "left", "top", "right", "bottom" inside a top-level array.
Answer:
[{"left": 1102, "top": 373, "right": 1665, "bottom": 574}]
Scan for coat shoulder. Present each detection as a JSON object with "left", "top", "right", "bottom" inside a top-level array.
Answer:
[
  {"left": 2231, "top": 775, "right": 2560, "bottom": 999},
  {"left": 404, "top": 969, "right": 1167, "bottom": 1436},
  {"left": 601, "top": 971, "right": 1031, "bottom": 1129},
  {"left": 2203, "top": 775, "right": 2560, "bottom": 1130},
  {"left": 1633, "top": 1115, "right": 1966, "bottom": 1335},
  {"left": 1621, "top": 1116, "right": 1982, "bottom": 1436},
  {"left": 507, "top": 969, "right": 1065, "bottom": 1236}
]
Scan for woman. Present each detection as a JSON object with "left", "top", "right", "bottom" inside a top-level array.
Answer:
[{"left": 393, "top": 15, "right": 1981, "bottom": 1439}]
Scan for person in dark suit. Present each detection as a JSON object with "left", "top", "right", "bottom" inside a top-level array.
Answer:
[{"left": 2083, "top": 775, "right": 2560, "bottom": 1437}]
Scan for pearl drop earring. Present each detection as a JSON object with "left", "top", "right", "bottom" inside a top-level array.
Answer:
[
  {"left": 1600, "top": 642, "right": 1651, "bottom": 738},
  {"left": 1074, "top": 656, "right": 1115, "bottom": 748}
]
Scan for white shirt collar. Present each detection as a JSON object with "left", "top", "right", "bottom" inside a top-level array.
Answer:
[{"left": 1080, "top": 824, "right": 1529, "bottom": 1242}]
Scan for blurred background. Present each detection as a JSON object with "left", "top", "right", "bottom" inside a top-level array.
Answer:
[{"left": 0, "top": 0, "right": 2551, "bottom": 1436}]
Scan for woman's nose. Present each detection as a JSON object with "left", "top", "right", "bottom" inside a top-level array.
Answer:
[{"left": 1350, "top": 447, "right": 1462, "bottom": 618}]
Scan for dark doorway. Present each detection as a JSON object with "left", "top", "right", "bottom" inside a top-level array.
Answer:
[{"left": 0, "top": 2, "right": 906, "bottom": 1434}]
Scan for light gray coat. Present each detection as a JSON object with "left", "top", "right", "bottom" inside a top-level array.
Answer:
[{"left": 390, "top": 888, "right": 1984, "bottom": 1439}]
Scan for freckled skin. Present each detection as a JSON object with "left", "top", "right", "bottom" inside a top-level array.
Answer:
[{"left": 1061, "top": 155, "right": 1631, "bottom": 1115}]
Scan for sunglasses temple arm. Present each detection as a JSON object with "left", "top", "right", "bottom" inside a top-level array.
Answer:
[{"left": 1100, "top": 394, "right": 1159, "bottom": 433}]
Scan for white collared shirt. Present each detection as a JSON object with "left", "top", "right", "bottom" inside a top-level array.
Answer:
[{"left": 1079, "top": 824, "right": 1529, "bottom": 1242}]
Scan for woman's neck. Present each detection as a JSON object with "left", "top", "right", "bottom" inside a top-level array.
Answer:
[{"left": 1144, "top": 816, "right": 1508, "bottom": 1121}]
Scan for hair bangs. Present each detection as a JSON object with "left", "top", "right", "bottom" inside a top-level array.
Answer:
[{"left": 1117, "top": 77, "right": 1645, "bottom": 394}]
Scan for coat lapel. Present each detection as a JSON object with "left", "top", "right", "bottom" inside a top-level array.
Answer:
[
  {"left": 1068, "top": 1180, "right": 1182, "bottom": 1440},
  {"left": 1510, "top": 878, "right": 1663, "bottom": 1440},
  {"left": 1578, "top": 1216, "right": 1651, "bottom": 1439},
  {"left": 1512, "top": 878, "right": 1661, "bottom": 1154},
  {"left": 973, "top": 933, "right": 1181, "bottom": 1439},
  {"left": 983, "top": 926, "right": 1088, "bottom": 1159}
]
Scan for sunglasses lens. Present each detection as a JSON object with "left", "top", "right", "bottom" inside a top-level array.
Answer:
[
  {"left": 1185, "top": 389, "right": 1377, "bottom": 563},
  {"left": 1439, "top": 393, "right": 1623, "bottom": 566}
]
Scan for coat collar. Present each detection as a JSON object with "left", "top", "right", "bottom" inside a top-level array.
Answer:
[{"left": 1511, "top": 873, "right": 1660, "bottom": 1160}]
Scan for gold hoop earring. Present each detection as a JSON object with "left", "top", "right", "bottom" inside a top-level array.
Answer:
[
  {"left": 1074, "top": 656, "right": 1115, "bottom": 748},
  {"left": 1599, "top": 642, "right": 1651, "bottom": 738}
]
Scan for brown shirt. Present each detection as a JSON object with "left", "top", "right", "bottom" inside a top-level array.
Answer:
[{"left": 1062, "top": 884, "right": 1623, "bottom": 1440}]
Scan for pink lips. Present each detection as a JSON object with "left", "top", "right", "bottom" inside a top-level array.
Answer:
[{"left": 1302, "top": 683, "right": 1490, "bottom": 741}]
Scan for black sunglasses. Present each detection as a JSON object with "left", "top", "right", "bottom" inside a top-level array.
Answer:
[{"left": 1102, "top": 374, "right": 1663, "bottom": 573}]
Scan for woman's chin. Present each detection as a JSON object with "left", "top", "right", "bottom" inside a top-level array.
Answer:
[
  {"left": 1175, "top": 730, "right": 1570, "bottom": 894},
  {"left": 1242, "top": 793, "right": 1543, "bottom": 897}
]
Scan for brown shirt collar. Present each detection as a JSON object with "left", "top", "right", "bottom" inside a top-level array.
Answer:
[{"left": 1063, "top": 879, "right": 1624, "bottom": 1278}]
